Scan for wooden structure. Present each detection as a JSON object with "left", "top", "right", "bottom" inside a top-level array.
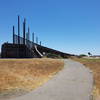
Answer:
[{"left": 1, "top": 16, "right": 73, "bottom": 58}]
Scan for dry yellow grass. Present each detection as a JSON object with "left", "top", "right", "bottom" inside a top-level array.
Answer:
[
  {"left": 0, "top": 58, "right": 64, "bottom": 93},
  {"left": 71, "top": 57, "right": 100, "bottom": 100}
]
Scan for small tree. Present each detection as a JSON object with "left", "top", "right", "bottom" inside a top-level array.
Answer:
[{"left": 88, "top": 52, "right": 92, "bottom": 56}]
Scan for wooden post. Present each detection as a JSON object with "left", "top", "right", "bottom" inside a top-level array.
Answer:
[
  {"left": 18, "top": 15, "right": 20, "bottom": 44},
  {"left": 36, "top": 37, "right": 38, "bottom": 44},
  {"left": 32, "top": 32, "right": 34, "bottom": 43},
  {"left": 13, "top": 26, "right": 15, "bottom": 44},
  {"left": 23, "top": 18, "right": 26, "bottom": 45},
  {"left": 40, "top": 41, "right": 41, "bottom": 45},
  {"left": 28, "top": 27, "right": 30, "bottom": 40}
]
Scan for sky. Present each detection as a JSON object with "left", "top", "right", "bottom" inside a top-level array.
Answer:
[{"left": 0, "top": 0, "right": 100, "bottom": 55}]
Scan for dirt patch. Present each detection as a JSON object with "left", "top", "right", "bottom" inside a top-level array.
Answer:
[
  {"left": 0, "top": 58, "right": 64, "bottom": 99},
  {"left": 71, "top": 57, "right": 100, "bottom": 100}
]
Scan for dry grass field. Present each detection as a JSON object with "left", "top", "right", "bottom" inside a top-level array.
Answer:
[
  {"left": 0, "top": 58, "right": 64, "bottom": 95},
  {"left": 71, "top": 57, "right": 100, "bottom": 100}
]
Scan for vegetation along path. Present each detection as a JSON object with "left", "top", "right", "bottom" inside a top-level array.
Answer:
[{"left": 8, "top": 59, "right": 94, "bottom": 100}]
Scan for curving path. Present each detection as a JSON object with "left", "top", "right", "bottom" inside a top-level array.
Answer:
[{"left": 1, "top": 59, "right": 93, "bottom": 100}]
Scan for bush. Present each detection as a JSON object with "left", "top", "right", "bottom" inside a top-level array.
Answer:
[
  {"left": 78, "top": 54, "right": 87, "bottom": 58},
  {"left": 46, "top": 53, "right": 62, "bottom": 59}
]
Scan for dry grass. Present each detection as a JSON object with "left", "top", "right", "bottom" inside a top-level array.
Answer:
[
  {"left": 0, "top": 58, "right": 64, "bottom": 93},
  {"left": 71, "top": 57, "right": 100, "bottom": 99}
]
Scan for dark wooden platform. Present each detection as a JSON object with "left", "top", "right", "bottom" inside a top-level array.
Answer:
[
  {"left": 1, "top": 43, "right": 72, "bottom": 58},
  {"left": 1, "top": 43, "right": 34, "bottom": 58}
]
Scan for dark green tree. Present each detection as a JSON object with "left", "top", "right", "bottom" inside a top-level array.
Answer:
[{"left": 88, "top": 52, "right": 92, "bottom": 56}]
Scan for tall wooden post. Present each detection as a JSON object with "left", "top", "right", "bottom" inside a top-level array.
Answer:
[
  {"left": 36, "top": 37, "right": 38, "bottom": 44},
  {"left": 40, "top": 41, "right": 41, "bottom": 46},
  {"left": 28, "top": 27, "right": 30, "bottom": 40},
  {"left": 23, "top": 18, "right": 26, "bottom": 45},
  {"left": 32, "top": 32, "right": 34, "bottom": 43},
  {"left": 18, "top": 15, "right": 20, "bottom": 44},
  {"left": 13, "top": 26, "right": 15, "bottom": 44}
]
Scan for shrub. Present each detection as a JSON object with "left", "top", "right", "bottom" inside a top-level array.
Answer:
[
  {"left": 78, "top": 54, "right": 87, "bottom": 58},
  {"left": 46, "top": 53, "right": 62, "bottom": 59}
]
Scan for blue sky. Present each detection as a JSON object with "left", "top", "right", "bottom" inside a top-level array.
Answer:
[{"left": 0, "top": 0, "right": 100, "bottom": 55}]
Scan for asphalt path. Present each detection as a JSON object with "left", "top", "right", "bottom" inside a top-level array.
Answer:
[{"left": 1, "top": 59, "right": 93, "bottom": 100}]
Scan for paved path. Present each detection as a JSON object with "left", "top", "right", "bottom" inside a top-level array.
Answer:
[{"left": 3, "top": 59, "right": 94, "bottom": 100}]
